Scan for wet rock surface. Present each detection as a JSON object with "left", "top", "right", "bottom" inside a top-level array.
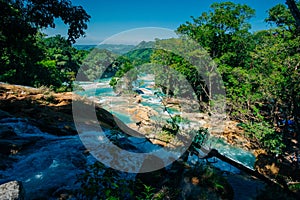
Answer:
[
  {"left": 0, "top": 83, "right": 128, "bottom": 136},
  {"left": 0, "top": 84, "right": 77, "bottom": 136},
  {"left": 0, "top": 82, "right": 282, "bottom": 199},
  {"left": 0, "top": 122, "right": 40, "bottom": 170},
  {"left": 0, "top": 181, "right": 25, "bottom": 200}
]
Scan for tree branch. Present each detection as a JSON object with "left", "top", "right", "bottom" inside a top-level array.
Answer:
[{"left": 286, "top": 0, "right": 300, "bottom": 30}]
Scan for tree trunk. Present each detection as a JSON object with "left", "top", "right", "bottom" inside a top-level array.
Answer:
[
  {"left": 292, "top": 94, "right": 300, "bottom": 135},
  {"left": 195, "top": 148, "right": 282, "bottom": 187},
  {"left": 286, "top": 0, "right": 300, "bottom": 30}
]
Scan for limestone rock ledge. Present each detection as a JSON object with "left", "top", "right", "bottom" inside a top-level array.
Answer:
[{"left": 0, "top": 181, "right": 25, "bottom": 200}]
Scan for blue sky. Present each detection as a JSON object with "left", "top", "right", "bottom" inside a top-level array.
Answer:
[{"left": 44, "top": 0, "right": 286, "bottom": 44}]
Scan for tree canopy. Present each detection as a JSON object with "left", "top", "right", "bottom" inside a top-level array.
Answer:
[
  {"left": 175, "top": 1, "right": 300, "bottom": 155},
  {"left": 0, "top": 0, "right": 90, "bottom": 43},
  {"left": 0, "top": 0, "right": 90, "bottom": 89}
]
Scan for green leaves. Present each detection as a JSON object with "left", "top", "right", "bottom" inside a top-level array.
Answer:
[
  {"left": 109, "top": 56, "right": 137, "bottom": 91},
  {"left": 80, "top": 48, "right": 118, "bottom": 81},
  {"left": 136, "top": 184, "right": 156, "bottom": 200},
  {"left": 251, "top": 27, "right": 300, "bottom": 126},
  {"left": 209, "top": 2, "right": 255, "bottom": 32},
  {"left": 34, "top": 35, "right": 85, "bottom": 90},
  {"left": 191, "top": 127, "right": 209, "bottom": 149},
  {"left": 265, "top": 4, "right": 295, "bottom": 29},
  {"left": 76, "top": 162, "right": 133, "bottom": 199},
  {"left": 176, "top": 1, "right": 300, "bottom": 155},
  {"left": 241, "top": 121, "right": 285, "bottom": 154},
  {"left": 177, "top": 1, "right": 255, "bottom": 61},
  {"left": 0, "top": 0, "right": 90, "bottom": 89}
]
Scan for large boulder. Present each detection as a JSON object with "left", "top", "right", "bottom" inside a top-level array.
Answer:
[{"left": 0, "top": 181, "right": 25, "bottom": 200}]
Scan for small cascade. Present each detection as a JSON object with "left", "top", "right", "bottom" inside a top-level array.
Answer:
[
  {"left": 207, "top": 136, "right": 255, "bottom": 170},
  {"left": 76, "top": 77, "right": 257, "bottom": 173},
  {"left": 1, "top": 77, "right": 260, "bottom": 198},
  {"left": 0, "top": 117, "right": 256, "bottom": 198},
  {"left": 0, "top": 117, "right": 180, "bottom": 198},
  {"left": 0, "top": 118, "right": 86, "bottom": 199}
]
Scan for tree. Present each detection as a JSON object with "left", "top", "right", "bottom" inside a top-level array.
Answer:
[
  {"left": 80, "top": 49, "right": 118, "bottom": 81},
  {"left": 266, "top": 3, "right": 297, "bottom": 32},
  {"left": 177, "top": 1, "right": 255, "bottom": 67},
  {"left": 176, "top": 2, "right": 300, "bottom": 155},
  {"left": 259, "top": 2, "right": 300, "bottom": 133},
  {"left": 266, "top": 1, "right": 300, "bottom": 33},
  {"left": 36, "top": 34, "right": 86, "bottom": 90},
  {"left": 251, "top": 28, "right": 300, "bottom": 132},
  {"left": 0, "top": 0, "right": 90, "bottom": 44},
  {"left": 109, "top": 56, "right": 138, "bottom": 91},
  {"left": 0, "top": 0, "right": 90, "bottom": 87},
  {"left": 286, "top": 0, "right": 300, "bottom": 30},
  {"left": 150, "top": 38, "right": 209, "bottom": 101},
  {"left": 177, "top": 2, "right": 256, "bottom": 117}
]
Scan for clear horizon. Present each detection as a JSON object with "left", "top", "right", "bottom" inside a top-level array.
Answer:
[{"left": 44, "top": 0, "right": 286, "bottom": 45}]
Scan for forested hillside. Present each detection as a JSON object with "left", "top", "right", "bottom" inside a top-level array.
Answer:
[{"left": 1, "top": 0, "right": 300, "bottom": 199}]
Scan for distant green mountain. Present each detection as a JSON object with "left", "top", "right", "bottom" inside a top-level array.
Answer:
[
  {"left": 74, "top": 44, "right": 135, "bottom": 54},
  {"left": 78, "top": 48, "right": 119, "bottom": 81},
  {"left": 122, "top": 41, "right": 155, "bottom": 65},
  {"left": 133, "top": 41, "right": 155, "bottom": 50},
  {"left": 123, "top": 48, "right": 153, "bottom": 65},
  {"left": 73, "top": 45, "right": 96, "bottom": 50},
  {"left": 97, "top": 44, "right": 136, "bottom": 55},
  {"left": 77, "top": 41, "right": 157, "bottom": 83},
  {"left": 75, "top": 41, "right": 155, "bottom": 81},
  {"left": 74, "top": 42, "right": 156, "bottom": 55}
]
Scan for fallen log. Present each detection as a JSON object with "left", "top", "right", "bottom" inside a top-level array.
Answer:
[{"left": 198, "top": 148, "right": 277, "bottom": 186}]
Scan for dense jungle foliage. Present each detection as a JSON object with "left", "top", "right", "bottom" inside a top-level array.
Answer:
[
  {"left": 1, "top": 1, "right": 300, "bottom": 198},
  {"left": 1, "top": 0, "right": 300, "bottom": 155}
]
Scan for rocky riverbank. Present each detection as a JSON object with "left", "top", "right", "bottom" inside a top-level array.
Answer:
[
  {"left": 121, "top": 95, "right": 256, "bottom": 152},
  {"left": 0, "top": 82, "right": 298, "bottom": 199},
  {"left": 0, "top": 82, "right": 259, "bottom": 166},
  {"left": 0, "top": 83, "right": 144, "bottom": 137},
  {"left": 98, "top": 91, "right": 299, "bottom": 197},
  {"left": 0, "top": 83, "right": 236, "bottom": 199}
]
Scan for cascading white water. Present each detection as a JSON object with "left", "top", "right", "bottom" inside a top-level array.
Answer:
[
  {"left": 75, "top": 77, "right": 256, "bottom": 173},
  {"left": 0, "top": 118, "right": 87, "bottom": 199},
  {"left": 0, "top": 76, "right": 257, "bottom": 198},
  {"left": 0, "top": 117, "right": 180, "bottom": 198}
]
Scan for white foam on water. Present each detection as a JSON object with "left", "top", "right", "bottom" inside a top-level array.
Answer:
[{"left": 0, "top": 119, "right": 86, "bottom": 198}]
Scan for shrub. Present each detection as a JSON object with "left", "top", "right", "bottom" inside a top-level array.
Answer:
[{"left": 240, "top": 121, "right": 285, "bottom": 154}]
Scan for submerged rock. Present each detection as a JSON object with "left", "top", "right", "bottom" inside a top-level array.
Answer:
[{"left": 0, "top": 181, "right": 25, "bottom": 200}]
